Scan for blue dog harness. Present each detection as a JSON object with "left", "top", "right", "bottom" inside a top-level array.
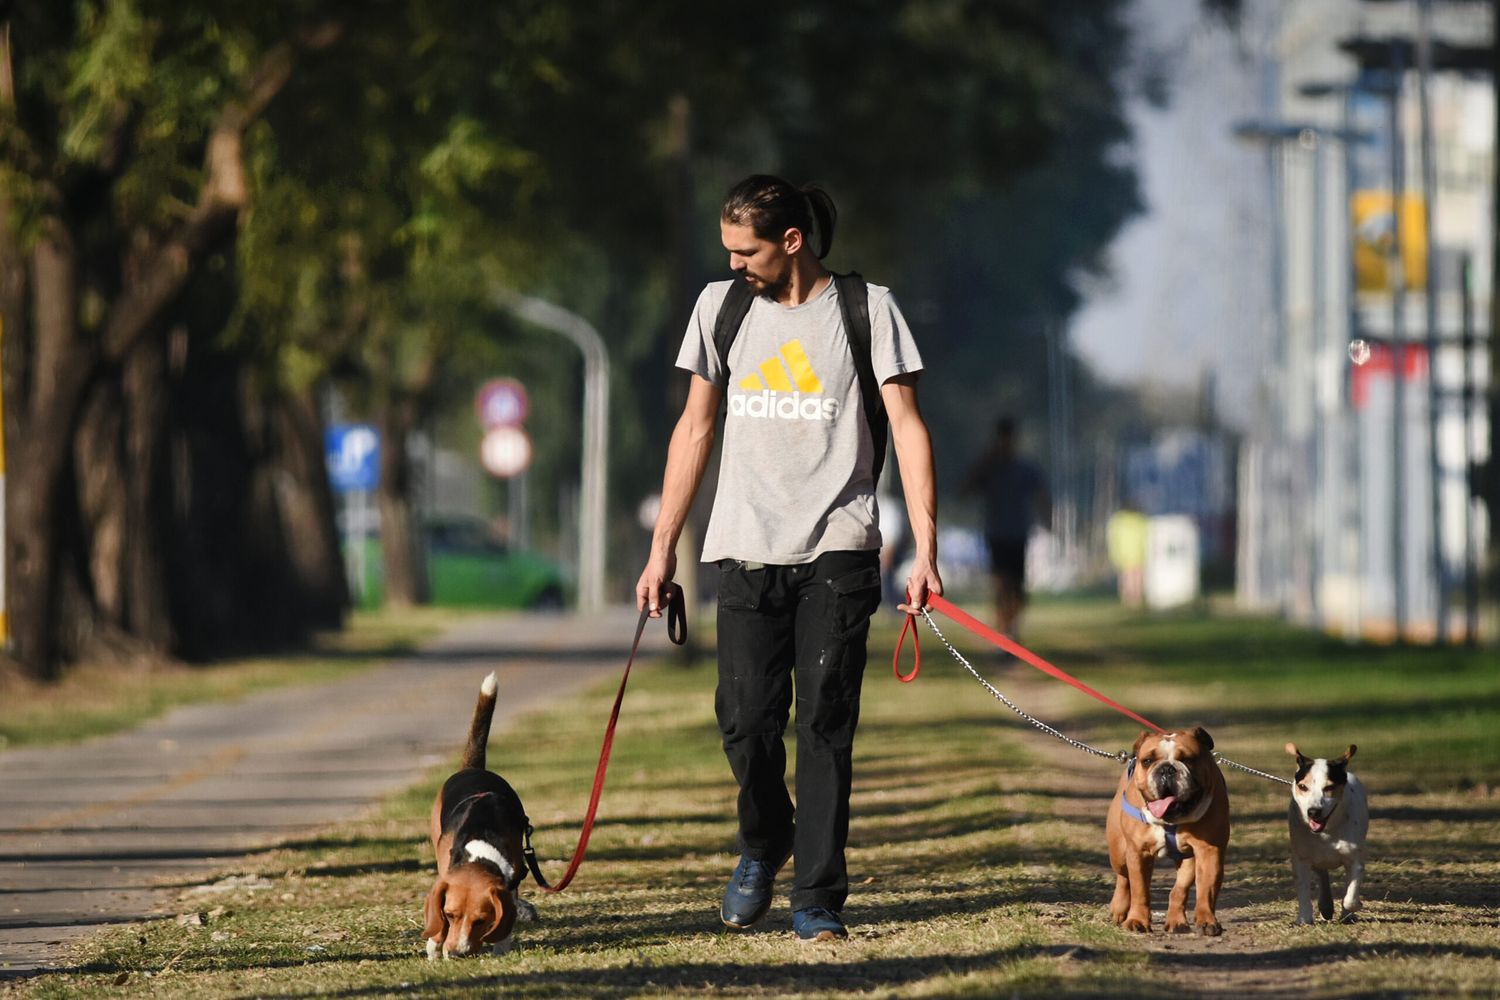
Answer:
[{"left": 1121, "top": 759, "right": 1191, "bottom": 863}]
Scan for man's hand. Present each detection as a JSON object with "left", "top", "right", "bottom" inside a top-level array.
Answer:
[
  {"left": 897, "top": 556, "right": 943, "bottom": 616},
  {"left": 636, "top": 552, "right": 678, "bottom": 618}
]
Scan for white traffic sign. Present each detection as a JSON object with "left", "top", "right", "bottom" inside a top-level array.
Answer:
[
  {"left": 481, "top": 425, "right": 532, "bottom": 478},
  {"left": 476, "top": 377, "right": 529, "bottom": 428}
]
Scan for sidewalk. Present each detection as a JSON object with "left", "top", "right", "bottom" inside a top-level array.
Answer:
[{"left": 0, "top": 607, "right": 667, "bottom": 978}]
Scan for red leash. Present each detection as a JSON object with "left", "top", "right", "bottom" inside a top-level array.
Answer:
[
  {"left": 524, "top": 585, "right": 687, "bottom": 892},
  {"left": 894, "top": 593, "right": 1164, "bottom": 734}
]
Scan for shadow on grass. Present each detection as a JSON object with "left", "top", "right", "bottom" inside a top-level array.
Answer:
[{"left": 235, "top": 943, "right": 1114, "bottom": 1000}]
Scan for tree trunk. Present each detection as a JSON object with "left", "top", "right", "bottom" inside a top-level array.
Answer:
[
  {"left": 8, "top": 221, "right": 92, "bottom": 679},
  {"left": 75, "top": 373, "right": 127, "bottom": 627},
  {"left": 271, "top": 386, "right": 348, "bottom": 628},
  {"left": 122, "top": 334, "right": 175, "bottom": 648},
  {"left": 377, "top": 396, "right": 427, "bottom": 608}
]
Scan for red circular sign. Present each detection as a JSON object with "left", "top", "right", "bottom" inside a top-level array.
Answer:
[{"left": 476, "top": 378, "right": 529, "bottom": 428}]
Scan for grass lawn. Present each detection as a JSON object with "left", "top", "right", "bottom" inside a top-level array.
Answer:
[
  {"left": 11, "top": 598, "right": 1500, "bottom": 998},
  {"left": 0, "top": 608, "right": 461, "bottom": 749}
]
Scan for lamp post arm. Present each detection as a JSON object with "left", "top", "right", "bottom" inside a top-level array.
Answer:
[{"left": 493, "top": 289, "right": 610, "bottom": 613}]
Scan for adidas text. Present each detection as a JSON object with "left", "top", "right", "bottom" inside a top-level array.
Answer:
[{"left": 728, "top": 391, "right": 841, "bottom": 421}]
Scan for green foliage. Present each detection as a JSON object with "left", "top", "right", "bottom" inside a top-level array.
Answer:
[{"left": 5, "top": 0, "right": 1158, "bottom": 604}]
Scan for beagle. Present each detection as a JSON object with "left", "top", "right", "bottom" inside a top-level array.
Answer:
[{"left": 423, "top": 672, "right": 534, "bottom": 959}]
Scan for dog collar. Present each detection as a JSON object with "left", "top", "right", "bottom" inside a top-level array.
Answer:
[{"left": 1122, "top": 759, "right": 1191, "bottom": 863}]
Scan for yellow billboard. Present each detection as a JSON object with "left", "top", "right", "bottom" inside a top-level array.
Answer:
[{"left": 1351, "top": 191, "right": 1427, "bottom": 293}]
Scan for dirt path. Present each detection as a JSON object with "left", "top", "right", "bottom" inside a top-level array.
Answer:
[
  {"left": 0, "top": 607, "right": 670, "bottom": 979},
  {"left": 965, "top": 643, "right": 1321, "bottom": 999}
]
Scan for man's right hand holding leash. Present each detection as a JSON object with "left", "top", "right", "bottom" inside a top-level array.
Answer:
[
  {"left": 635, "top": 551, "right": 677, "bottom": 620},
  {"left": 899, "top": 554, "right": 943, "bottom": 616}
]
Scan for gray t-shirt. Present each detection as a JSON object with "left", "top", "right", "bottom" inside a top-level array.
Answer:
[{"left": 676, "top": 277, "right": 924, "bottom": 564}]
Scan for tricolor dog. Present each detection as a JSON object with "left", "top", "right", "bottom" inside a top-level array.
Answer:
[
  {"left": 424, "top": 672, "right": 534, "bottom": 959},
  {"left": 1106, "top": 727, "right": 1231, "bottom": 935},
  {"left": 1286, "top": 743, "right": 1367, "bottom": 924}
]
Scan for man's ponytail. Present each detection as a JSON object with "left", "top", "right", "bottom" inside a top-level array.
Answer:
[
  {"left": 801, "top": 185, "right": 837, "bottom": 259},
  {"left": 722, "top": 175, "right": 839, "bottom": 259}
]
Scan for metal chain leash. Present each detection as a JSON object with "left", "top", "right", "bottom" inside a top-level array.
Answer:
[
  {"left": 1213, "top": 753, "right": 1293, "bottom": 787},
  {"left": 916, "top": 610, "right": 1294, "bottom": 787},
  {"left": 917, "top": 610, "right": 1128, "bottom": 762}
]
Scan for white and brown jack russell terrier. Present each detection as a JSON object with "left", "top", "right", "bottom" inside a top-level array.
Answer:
[
  {"left": 1286, "top": 742, "right": 1368, "bottom": 925},
  {"left": 424, "top": 672, "right": 537, "bottom": 959}
]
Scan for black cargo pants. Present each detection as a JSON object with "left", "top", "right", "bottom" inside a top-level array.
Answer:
[{"left": 715, "top": 549, "right": 883, "bottom": 913}]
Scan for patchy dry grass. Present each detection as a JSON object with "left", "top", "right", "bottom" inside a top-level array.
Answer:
[{"left": 8, "top": 599, "right": 1499, "bottom": 998}]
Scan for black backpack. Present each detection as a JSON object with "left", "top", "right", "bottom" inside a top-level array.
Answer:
[{"left": 711, "top": 272, "right": 889, "bottom": 485}]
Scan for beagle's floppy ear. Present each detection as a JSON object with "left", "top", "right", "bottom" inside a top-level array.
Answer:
[
  {"left": 484, "top": 884, "right": 518, "bottom": 944},
  {"left": 422, "top": 880, "right": 449, "bottom": 942}
]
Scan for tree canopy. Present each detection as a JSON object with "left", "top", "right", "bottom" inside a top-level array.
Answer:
[{"left": 2, "top": 0, "right": 1152, "bottom": 678}]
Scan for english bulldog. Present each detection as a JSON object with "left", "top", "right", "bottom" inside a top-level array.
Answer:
[
  {"left": 1106, "top": 727, "right": 1231, "bottom": 935},
  {"left": 1286, "top": 743, "right": 1367, "bottom": 924}
]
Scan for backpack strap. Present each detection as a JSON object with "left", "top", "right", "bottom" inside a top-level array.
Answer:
[
  {"left": 833, "top": 271, "right": 888, "bottom": 487},
  {"left": 711, "top": 279, "right": 756, "bottom": 386},
  {"left": 709, "top": 272, "right": 889, "bottom": 487}
]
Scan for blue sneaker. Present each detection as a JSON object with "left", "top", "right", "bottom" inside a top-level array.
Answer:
[
  {"left": 792, "top": 906, "right": 847, "bottom": 942},
  {"left": 719, "top": 855, "right": 783, "bottom": 929}
]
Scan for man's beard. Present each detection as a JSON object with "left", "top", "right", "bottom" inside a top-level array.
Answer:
[{"left": 743, "top": 267, "right": 790, "bottom": 301}]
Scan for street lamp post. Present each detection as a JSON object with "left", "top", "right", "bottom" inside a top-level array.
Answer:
[
  {"left": 1234, "top": 117, "right": 1376, "bottom": 632},
  {"left": 495, "top": 290, "right": 610, "bottom": 613},
  {"left": 1299, "top": 80, "right": 1385, "bottom": 641}
]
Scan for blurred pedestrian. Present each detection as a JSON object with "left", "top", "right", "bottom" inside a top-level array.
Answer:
[
  {"left": 962, "top": 416, "right": 1050, "bottom": 640},
  {"left": 636, "top": 174, "right": 942, "bottom": 943},
  {"left": 1107, "top": 505, "right": 1148, "bottom": 608}
]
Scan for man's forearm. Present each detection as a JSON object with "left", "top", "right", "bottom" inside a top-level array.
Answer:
[
  {"left": 893, "top": 419, "right": 938, "bottom": 561},
  {"left": 651, "top": 410, "right": 716, "bottom": 559}
]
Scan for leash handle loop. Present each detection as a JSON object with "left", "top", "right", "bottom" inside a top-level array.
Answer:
[
  {"left": 893, "top": 590, "right": 921, "bottom": 682},
  {"left": 528, "top": 584, "right": 686, "bottom": 893}
]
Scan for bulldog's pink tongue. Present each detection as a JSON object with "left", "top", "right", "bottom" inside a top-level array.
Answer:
[{"left": 1148, "top": 796, "right": 1176, "bottom": 819}]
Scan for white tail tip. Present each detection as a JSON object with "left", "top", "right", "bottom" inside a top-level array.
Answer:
[{"left": 481, "top": 672, "right": 497, "bottom": 697}]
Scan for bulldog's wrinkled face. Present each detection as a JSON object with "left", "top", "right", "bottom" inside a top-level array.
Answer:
[
  {"left": 1132, "top": 727, "right": 1216, "bottom": 823},
  {"left": 1287, "top": 743, "right": 1356, "bottom": 833}
]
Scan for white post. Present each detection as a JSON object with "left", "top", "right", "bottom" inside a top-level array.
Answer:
[{"left": 495, "top": 290, "right": 609, "bottom": 612}]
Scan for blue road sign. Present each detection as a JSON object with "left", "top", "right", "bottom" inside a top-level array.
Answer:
[{"left": 326, "top": 424, "right": 380, "bottom": 493}]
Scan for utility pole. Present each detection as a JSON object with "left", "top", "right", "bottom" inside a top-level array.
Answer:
[
  {"left": 1386, "top": 48, "right": 1410, "bottom": 642},
  {"left": 1415, "top": 0, "right": 1447, "bottom": 642},
  {"left": 495, "top": 290, "right": 610, "bottom": 613},
  {"left": 1489, "top": 0, "right": 1500, "bottom": 645}
]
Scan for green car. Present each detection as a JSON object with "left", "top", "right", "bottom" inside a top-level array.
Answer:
[{"left": 353, "top": 516, "right": 569, "bottom": 610}]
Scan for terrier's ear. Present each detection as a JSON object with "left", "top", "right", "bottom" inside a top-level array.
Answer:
[
  {"left": 1286, "top": 742, "right": 1313, "bottom": 769},
  {"left": 1336, "top": 744, "right": 1357, "bottom": 765}
]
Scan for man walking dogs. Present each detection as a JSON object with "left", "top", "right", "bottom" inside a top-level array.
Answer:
[{"left": 636, "top": 175, "right": 942, "bottom": 942}]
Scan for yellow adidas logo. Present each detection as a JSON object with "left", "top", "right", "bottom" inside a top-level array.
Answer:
[
  {"left": 728, "top": 339, "right": 841, "bottom": 422},
  {"left": 737, "top": 340, "right": 823, "bottom": 394}
]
